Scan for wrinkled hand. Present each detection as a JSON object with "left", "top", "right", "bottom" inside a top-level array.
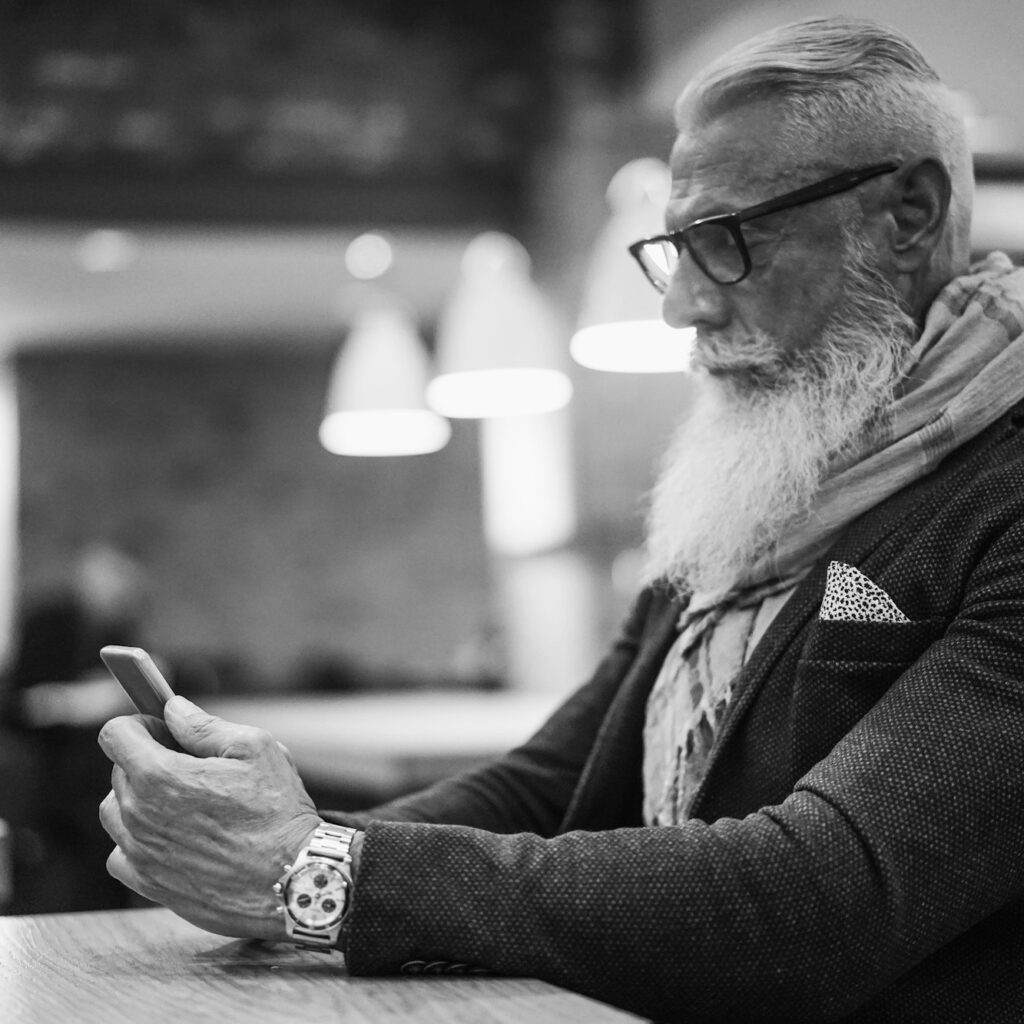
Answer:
[{"left": 98, "top": 695, "right": 321, "bottom": 940}]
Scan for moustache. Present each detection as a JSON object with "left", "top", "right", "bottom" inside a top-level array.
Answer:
[{"left": 690, "top": 331, "right": 793, "bottom": 388}]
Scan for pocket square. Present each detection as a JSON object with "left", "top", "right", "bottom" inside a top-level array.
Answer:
[{"left": 819, "top": 561, "right": 910, "bottom": 623}]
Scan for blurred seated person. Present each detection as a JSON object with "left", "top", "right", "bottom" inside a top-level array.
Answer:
[
  {"left": 98, "top": 18, "right": 1024, "bottom": 1022},
  {"left": 7, "top": 541, "right": 145, "bottom": 726},
  {"left": 3, "top": 541, "right": 146, "bottom": 912}
]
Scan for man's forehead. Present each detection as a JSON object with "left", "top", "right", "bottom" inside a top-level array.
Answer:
[{"left": 668, "top": 100, "right": 798, "bottom": 199}]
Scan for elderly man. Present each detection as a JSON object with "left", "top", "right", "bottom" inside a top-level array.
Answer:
[{"left": 99, "top": 16, "right": 1024, "bottom": 1022}]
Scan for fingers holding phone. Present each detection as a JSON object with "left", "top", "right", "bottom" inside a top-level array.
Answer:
[
  {"left": 99, "top": 645, "right": 182, "bottom": 752},
  {"left": 98, "top": 693, "right": 320, "bottom": 938},
  {"left": 99, "top": 645, "right": 175, "bottom": 719}
]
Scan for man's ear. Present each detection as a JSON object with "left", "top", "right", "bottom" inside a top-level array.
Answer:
[{"left": 889, "top": 157, "right": 952, "bottom": 271}]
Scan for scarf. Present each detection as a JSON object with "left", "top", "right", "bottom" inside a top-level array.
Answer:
[
  {"left": 643, "top": 252, "right": 1024, "bottom": 826},
  {"left": 760, "top": 250, "right": 1024, "bottom": 585}
]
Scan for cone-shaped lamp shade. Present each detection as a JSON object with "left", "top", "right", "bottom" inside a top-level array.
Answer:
[
  {"left": 319, "top": 304, "right": 451, "bottom": 457},
  {"left": 428, "top": 233, "right": 573, "bottom": 418},
  {"left": 571, "top": 158, "right": 694, "bottom": 373}
]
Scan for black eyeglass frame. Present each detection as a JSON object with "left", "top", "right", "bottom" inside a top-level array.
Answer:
[{"left": 628, "top": 161, "right": 901, "bottom": 289}]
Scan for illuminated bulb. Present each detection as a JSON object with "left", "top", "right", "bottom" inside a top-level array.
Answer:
[
  {"left": 77, "top": 229, "right": 139, "bottom": 273},
  {"left": 428, "top": 368, "right": 572, "bottom": 419},
  {"left": 344, "top": 233, "right": 394, "bottom": 280},
  {"left": 319, "top": 409, "right": 450, "bottom": 457},
  {"left": 570, "top": 322, "right": 694, "bottom": 373}
]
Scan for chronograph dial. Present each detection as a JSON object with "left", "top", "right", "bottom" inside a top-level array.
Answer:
[
  {"left": 282, "top": 859, "right": 348, "bottom": 929},
  {"left": 274, "top": 823, "right": 358, "bottom": 951}
]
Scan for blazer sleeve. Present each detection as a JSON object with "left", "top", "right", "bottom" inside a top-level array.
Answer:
[
  {"left": 322, "top": 588, "right": 658, "bottom": 837},
  {"left": 341, "top": 519, "right": 1024, "bottom": 1023}
]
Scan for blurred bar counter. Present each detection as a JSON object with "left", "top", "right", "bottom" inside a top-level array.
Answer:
[
  {"left": 206, "top": 690, "right": 563, "bottom": 807},
  {"left": 11, "top": 677, "right": 563, "bottom": 815}
]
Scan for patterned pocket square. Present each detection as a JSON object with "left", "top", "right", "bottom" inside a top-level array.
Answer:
[{"left": 819, "top": 561, "right": 910, "bottom": 623}]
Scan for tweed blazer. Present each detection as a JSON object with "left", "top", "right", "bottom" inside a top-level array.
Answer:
[{"left": 327, "top": 399, "right": 1024, "bottom": 1023}]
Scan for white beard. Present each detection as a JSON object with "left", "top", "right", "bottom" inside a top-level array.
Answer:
[{"left": 642, "top": 234, "right": 917, "bottom": 597}]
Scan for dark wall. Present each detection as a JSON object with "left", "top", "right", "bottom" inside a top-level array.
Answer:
[{"left": 15, "top": 344, "right": 493, "bottom": 689}]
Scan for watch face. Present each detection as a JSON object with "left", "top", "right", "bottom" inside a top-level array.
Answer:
[{"left": 284, "top": 859, "right": 348, "bottom": 929}]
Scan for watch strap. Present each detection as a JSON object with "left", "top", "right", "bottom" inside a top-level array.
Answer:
[{"left": 309, "top": 822, "right": 357, "bottom": 864}]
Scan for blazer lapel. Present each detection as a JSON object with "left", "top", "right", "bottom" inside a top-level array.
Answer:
[
  {"left": 558, "top": 466, "right": 938, "bottom": 832},
  {"left": 560, "top": 588, "right": 683, "bottom": 830}
]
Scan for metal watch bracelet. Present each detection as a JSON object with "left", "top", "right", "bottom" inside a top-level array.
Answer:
[{"left": 278, "top": 823, "right": 357, "bottom": 952}]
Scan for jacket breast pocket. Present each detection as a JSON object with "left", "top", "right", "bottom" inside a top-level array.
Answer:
[{"left": 789, "top": 616, "right": 947, "bottom": 771}]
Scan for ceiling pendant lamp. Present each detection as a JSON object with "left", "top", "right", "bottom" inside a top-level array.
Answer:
[
  {"left": 427, "top": 232, "right": 573, "bottom": 419},
  {"left": 570, "top": 158, "right": 693, "bottom": 374},
  {"left": 319, "top": 299, "right": 450, "bottom": 457}
]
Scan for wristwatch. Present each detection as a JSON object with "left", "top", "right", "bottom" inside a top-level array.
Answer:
[{"left": 274, "top": 823, "right": 357, "bottom": 952}]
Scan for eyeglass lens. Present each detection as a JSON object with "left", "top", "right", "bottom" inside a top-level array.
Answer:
[
  {"left": 640, "top": 223, "right": 747, "bottom": 289},
  {"left": 637, "top": 239, "right": 677, "bottom": 289},
  {"left": 686, "top": 222, "right": 746, "bottom": 283}
]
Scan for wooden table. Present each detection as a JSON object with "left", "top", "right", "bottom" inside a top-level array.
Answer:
[{"left": 0, "top": 908, "right": 647, "bottom": 1023}]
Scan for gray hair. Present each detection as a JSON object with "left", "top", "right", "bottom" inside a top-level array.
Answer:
[{"left": 676, "top": 17, "right": 973, "bottom": 255}]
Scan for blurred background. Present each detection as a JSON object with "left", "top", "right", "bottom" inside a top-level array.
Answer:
[{"left": 0, "top": 0, "right": 1021, "bottom": 914}]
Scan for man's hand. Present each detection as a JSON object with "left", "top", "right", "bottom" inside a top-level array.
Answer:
[{"left": 98, "top": 695, "right": 322, "bottom": 940}]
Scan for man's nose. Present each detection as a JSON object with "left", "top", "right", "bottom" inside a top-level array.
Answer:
[{"left": 660, "top": 255, "right": 729, "bottom": 331}]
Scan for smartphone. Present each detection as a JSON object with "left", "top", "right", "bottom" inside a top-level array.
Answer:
[{"left": 100, "top": 645, "right": 175, "bottom": 719}]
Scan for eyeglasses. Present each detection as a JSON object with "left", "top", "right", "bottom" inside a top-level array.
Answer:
[{"left": 628, "top": 161, "right": 900, "bottom": 290}]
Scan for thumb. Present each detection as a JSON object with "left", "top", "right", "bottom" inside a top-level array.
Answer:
[{"left": 163, "top": 695, "right": 236, "bottom": 758}]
